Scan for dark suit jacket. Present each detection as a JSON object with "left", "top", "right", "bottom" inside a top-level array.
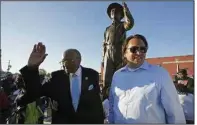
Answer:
[{"left": 17, "top": 66, "right": 104, "bottom": 124}]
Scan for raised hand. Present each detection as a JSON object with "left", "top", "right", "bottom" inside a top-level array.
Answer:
[
  {"left": 27, "top": 42, "right": 48, "bottom": 68},
  {"left": 122, "top": 2, "right": 127, "bottom": 8},
  {"left": 122, "top": 2, "right": 129, "bottom": 11}
]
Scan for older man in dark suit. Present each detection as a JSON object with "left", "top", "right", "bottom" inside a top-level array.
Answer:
[{"left": 17, "top": 42, "right": 104, "bottom": 124}]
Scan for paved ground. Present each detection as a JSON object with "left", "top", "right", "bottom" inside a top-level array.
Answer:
[
  {"left": 43, "top": 107, "right": 52, "bottom": 124},
  {"left": 44, "top": 117, "right": 51, "bottom": 124}
]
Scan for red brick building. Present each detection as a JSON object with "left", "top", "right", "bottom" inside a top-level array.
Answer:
[
  {"left": 100, "top": 55, "right": 194, "bottom": 84},
  {"left": 146, "top": 55, "right": 194, "bottom": 78}
]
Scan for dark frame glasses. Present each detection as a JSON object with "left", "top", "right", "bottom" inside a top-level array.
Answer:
[{"left": 127, "top": 46, "right": 147, "bottom": 53}]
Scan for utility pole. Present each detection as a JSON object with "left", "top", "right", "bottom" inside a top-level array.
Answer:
[
  {"left": 7, "top": 60, "right": 12, "bottom": 72},
  {"left": 175, "top": 58, "right": 179, "bottom": 73}
]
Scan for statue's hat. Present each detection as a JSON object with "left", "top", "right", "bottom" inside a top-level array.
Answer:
[{"left": 107, "top": 3, "right": 124, "bottom": 19}]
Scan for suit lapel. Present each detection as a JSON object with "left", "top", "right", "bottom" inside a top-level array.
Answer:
[{"left": 81, "top": 67, "right": 89, "bottom": 93}]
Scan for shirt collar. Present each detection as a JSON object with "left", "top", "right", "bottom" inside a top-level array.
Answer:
[
  {"left": 120, "top": 61, "right": 150, "bottom": 72},
  {"left": 74, "top": 66, "right": 81, "bottom": 76}
]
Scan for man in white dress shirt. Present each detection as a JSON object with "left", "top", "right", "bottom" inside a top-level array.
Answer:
[
  {"left": 175, "top": 83, "right": 194, "bottom": 124},
  {"left": 108, "top": 34, "right": 186, "bottom": 124}
]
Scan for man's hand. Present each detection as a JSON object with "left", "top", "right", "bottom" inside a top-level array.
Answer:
[
  {"left": 122, "top": 1, "right": 134, "bottom": 30},
  {"left": 122, "top": 2, "right": 129, "bottom": 12},
  {"left": 27, "top": 42, "right": 48, "bottom": 68}
]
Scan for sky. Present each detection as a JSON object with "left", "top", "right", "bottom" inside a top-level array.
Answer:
[{"left": 1, "top": 1, "right": 194, "bottom": 73}]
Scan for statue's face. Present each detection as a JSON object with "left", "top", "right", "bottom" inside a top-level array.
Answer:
[{"left": 110, "top": 8, "right": 121, "bottom": 21}]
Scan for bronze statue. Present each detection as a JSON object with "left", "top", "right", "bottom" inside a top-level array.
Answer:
[{"left": 102, "top": 2, "right": 134, "bottom": 87}]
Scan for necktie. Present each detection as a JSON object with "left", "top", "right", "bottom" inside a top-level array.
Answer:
[{"left": 71, "top": 74, "right": 79, "bottom": 111}]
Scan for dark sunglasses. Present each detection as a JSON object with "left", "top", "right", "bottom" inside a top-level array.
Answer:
[
  {"left": 60, "top": 59, "right": 74, "bottom": 64},
  {"left": 127, "top": 46, "right": 147, "bottom": 53}
]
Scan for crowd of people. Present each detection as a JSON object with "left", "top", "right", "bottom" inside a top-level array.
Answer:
[
  {"left": 0, "top": 72, "right": 50, "bottom": 124},
  {"left": 173, "top": 69, "right": 194, "bottom": 124}
]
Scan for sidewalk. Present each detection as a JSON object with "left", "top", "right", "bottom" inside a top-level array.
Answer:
[{"left": 44, "top": 116, "right": 51, "bottom": 124}]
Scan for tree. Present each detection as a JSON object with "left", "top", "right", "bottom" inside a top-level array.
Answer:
[
  {"left": 39, "top": 69, "right": 47, "bottom": 76},
  {"left": 46, "top": 73, "right": 51, "bottom": 78}
]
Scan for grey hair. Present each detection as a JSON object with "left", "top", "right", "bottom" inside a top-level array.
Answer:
[{"left": 64, "top": 49, "right": 81, "bottom": 60}]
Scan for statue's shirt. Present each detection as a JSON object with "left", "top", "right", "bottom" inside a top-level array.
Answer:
[{"left": 105, "top": 22, "right": 126, "bottom": 48}]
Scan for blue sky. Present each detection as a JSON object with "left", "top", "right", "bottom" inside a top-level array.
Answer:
[{"left": 1, "top": 1, "right": 194, "bottom": 73}]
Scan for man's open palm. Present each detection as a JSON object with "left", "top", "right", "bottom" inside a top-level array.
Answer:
[{"left": 28, "top": 42, "right": 48, "bottom": 67}]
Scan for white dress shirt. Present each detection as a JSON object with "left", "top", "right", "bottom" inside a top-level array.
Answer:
[
  {"left": 69, "top": 66, "right": 82, "bottom": 97},
  {"left": 108, "top": 61, "right": 186, "bottom": 124},
  {"left": 178, "top": 93, "right": 194, "bottom": 121}
]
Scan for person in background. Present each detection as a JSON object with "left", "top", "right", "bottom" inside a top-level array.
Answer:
[
  {"left": 14, "top": 74, "right": 45, "bottom": 124},
  {"left": 99, "top": 84, "right": 104, "bottom": 94},
  {"left": 176, "top": 69, "right": 194, "bottom": 94},
  {"left": 9, "top": 74, "right": 26, "bottom": 124},
  {"left": 0, "top": 87, "right": 10, "bottom": 124},
  {"left": 108, "top": 34, "right": 186, "bottom": 124},
  {"left": 175, "top": 83, "right": 194, "bottom": 124},
  {"left": 1, "top": 73, "right": 14, "bottom": 96},
  {"left": 22, "top": 74, "right": 46, "bottom": 124},
  {"left": 23, "top": 98, "right": 43, "bottom": 124},
  {"left": 14, "top": 74, "right": 26, "bottom": 107},
  {"left": 14, "top": 74, "right": 26, "bottom": 95}
]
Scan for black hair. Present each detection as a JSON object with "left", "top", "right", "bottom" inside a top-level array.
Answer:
[
  {"left": 178, "top": 69, "right": 188, "bottom": 76},
  {"left": 64, "top": 49, "right": 81, "bottom": 60}
]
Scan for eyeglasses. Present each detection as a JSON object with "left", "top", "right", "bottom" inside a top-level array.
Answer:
[
  {"left": 127, "top": 46, "right": 147, "bottom": 53},
  {"left": 60, "top": 59, "right": 75, "bottom": 64}
]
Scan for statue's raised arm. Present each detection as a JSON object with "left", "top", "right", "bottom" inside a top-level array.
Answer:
[{"left": 122, "top": 2, "right": 134, "bottom": 30}]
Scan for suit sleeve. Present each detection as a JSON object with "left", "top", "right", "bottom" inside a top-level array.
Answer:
[
  {"left": 123, "top": 7, "right": 134, "bottom": 30},
  {"left": 17, "top": 66, "right": 52, "bottom": 106}
]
